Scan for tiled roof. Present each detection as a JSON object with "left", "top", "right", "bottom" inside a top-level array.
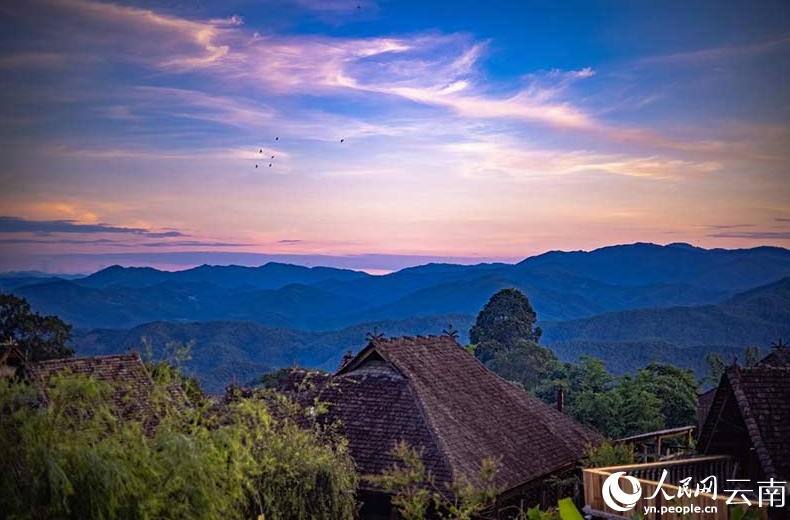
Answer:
[
  {"left": 320, "top": 335, "right": 599, "bottom": 492},
  {"left": 698, "top": 345, "right": 790, "bottom": 431},
  {"left": 698, "top": 359, "right": 790, "bottom": 480},
  {"left": 23, "top": 353, "right": 186, "bottom": 433},
  {"left": 727, "top": 364, "right": 790, "bottom": 479},
  {"left": 758, "top": 345, "right": 790, "bottom": 367},
  {"left": 697, "top": 387, "right": 717, "bottom": 430}
]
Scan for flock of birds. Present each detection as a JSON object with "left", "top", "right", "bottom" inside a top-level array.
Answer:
[
  {"left": 255, "top": 136, "right": 346, "bottom": 169},
  {"left": 253, "top": 4, "right": 359, "bottom": 170}
]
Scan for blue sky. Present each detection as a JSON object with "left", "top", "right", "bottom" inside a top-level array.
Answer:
[{"left": 0, "top": 0, "right": 789, "bottom": 273}]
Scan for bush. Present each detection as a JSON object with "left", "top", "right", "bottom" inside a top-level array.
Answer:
[{"left": 0, "top": 371, "right": 357, "bottom": 519}]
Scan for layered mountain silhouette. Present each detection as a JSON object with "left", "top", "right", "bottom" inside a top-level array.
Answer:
[{"left": 4, "top": 243, "right": 790, "bottom": 391}]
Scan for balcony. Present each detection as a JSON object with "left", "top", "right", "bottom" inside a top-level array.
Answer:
[{"left": 583, "top": 456, "right": 769, "bottom": 520}]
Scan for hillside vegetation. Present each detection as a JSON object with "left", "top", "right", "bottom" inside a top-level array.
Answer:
[{"left": 5, "top": 243, "right": 790, "bottom": 391}]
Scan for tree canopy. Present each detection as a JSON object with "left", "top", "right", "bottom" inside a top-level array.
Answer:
[
  {"left": 468, "top": 289, "right": 700, "bottom": 440},
  {"left": 0, "top": 292, "right": 73, "bottom": 361},
  {"left": 537, "top": 358, "right": 700, "bottom": 438},
  {"left": 469, "top": 288, "right": 542, "bottom": 363}
]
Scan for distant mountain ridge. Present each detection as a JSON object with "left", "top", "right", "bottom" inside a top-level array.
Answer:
[
  {"left": 5, "top": 243, "right": 790, "bottom": 330},
  {"left": 70, "top": 276, "right": 790, "bottom": 392},
  {"left": 76, "top": 262, "right": 369, "bottom": 289},
  {"left": 4, "top": 243, "right": 790, "bottom": 391}
]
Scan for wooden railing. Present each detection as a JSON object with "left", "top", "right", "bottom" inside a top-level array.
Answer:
[{"left": 583, "top": 456, "right": 767, "bottom": 520}]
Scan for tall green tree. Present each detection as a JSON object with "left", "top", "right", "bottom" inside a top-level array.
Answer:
[
  {"left": 0, "top": 292, "right": 73, "bottom": 361},
  {"left": 633, "top": 362, "right": 699, "bottom": 429},
  {"left": 469, "top": 288, "right": 542, "bottom": 363}
]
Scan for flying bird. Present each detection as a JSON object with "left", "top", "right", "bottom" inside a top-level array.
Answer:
[
  {"left": 269, "top": 163, "right": 272, "bottom": 167},
  {"left": 259, "top": 149, "right": 262, "bottom": 153},
  {"left": 255, "top": 164, "right": 258, "bottom": 168},
  {"left": 271, "top": 155, "right": 275, "bottom": 159},
  {"left": 340, "top": 138, "right": 345, "bottom": 143},
  {"left": 275, "top": 137, "right": 279, "bottom": 141}
]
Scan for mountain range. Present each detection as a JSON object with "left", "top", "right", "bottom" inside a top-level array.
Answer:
[{"left": 4, "top": 242, "right": 790, "bottom": 392}]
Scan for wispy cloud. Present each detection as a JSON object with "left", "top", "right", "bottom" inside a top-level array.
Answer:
[
  {"left": 706, "top": 224, "right": 755, "bottom": 230},
  {"left": 708, "top": 231, "right": 790, "bottom": 240},
  {"left": 0, "top": 238, "right": 253, "bottom": 247},
  {"left": 11, "top": 0, "right": 769, "bottom": 157},
  {"left": 638, "top": 34, "right": 790, "bottom": 66},
  {"left": 0, "top": 52, "right": 66, "bottom": 69},
  {"left": 0, "top": 216, "right": 185, "bottom": 237},
  {"left": 12, "top": 0, "right": 603, "bottom": 133},
  {"left": 141, "top": 240, "right": 253, "bottom": 247},
  {"left": 443, "top": 137, "right": 721, "bottom": 180}
]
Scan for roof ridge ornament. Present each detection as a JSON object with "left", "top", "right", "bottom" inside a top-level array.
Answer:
[
  {"left": 365, "top": 327, "right": 385, "bottom": 342},
  {"left": 442, "top": 324, "right": 459, "bottom": 339}
]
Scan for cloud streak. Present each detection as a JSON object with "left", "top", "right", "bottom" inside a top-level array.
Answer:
[
  {"left": 638, "top": 34, "right": 790, "bottom": 66},
  {"left": 443, "top": 138, "right": 721, "bottom": 180},
  {"left": 708, "top": 231, "right": 790, "bottom": 240},
  {"left": 8, "top": 0, "right": 772, "bottom": 157},
  {"left": 0, "top": 216, "right": 185, "bottom": 237}
]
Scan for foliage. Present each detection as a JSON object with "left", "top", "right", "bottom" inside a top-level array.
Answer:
[
  {"left": 633, "top": 362, "right": 698, "bottom": 429},
  {"left": 529, "top": 356, "right": 699, "bottom": 439},
  {"left": 0, "top": 370, "right": 357, "bottom": 520},
  {"left": 702, "top": 346, "right": 761, "bottom": 386},
  {"left": 487, "top": 339, "right": 562, "bottom": 394},
  {"left": 367, "top": 440, "right": 499, "bottom": 520},
  {"left": 557, "top": 498, "right": 584, "bottom": 520},
  {"left": 0, "top": 292, "right": 73, "bottom": 361},
  {"left": 582, "top": 441, "right": 635, "bottom": 468},
  {"left": 252, "top": 367, "right": 296, "bottom": 388},
  {"left": 466, "top": 290, "right": 701, "bottom": 439},
  {"left": 470, "top": 288, "right": 542, "bottom": 361},
  {"left": 142, "top": 337, "right": 204, "bottom": 403}
]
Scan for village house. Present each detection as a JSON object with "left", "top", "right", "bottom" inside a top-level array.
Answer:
[
  {"left": 287, "top": 334, "right": 600, "bottom": 519},
  {"left": 584, "top": 345, "right": 790, "bottom": 520},
  {"left": 696, "top": 345, "right": 790, "bottom": 519}
]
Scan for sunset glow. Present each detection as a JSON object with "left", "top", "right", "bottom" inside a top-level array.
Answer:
[{"left": 1, "top": 0, "right": 789, "bottom": 273}]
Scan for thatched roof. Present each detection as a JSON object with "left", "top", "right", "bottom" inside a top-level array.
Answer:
[
  {"left": 23, "top": 353, "right": 186, "bottom": 433},
  {"left": 314, "top": 335, "right": 598, "bottom": 493},
  {"left": 698, "top": 363, "right": 790, "bottom": 480}
]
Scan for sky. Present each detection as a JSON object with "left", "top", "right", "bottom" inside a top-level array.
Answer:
[{"left": 0, "top": 0, "right": 789, "bottom": 274}]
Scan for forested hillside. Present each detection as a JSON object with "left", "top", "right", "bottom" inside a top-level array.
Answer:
[
  {"left": 5, "top": 244, "right": 790, "bottom": 329},
  {"left": 5, "top": 243, "right": 790, "bottom": 391}
]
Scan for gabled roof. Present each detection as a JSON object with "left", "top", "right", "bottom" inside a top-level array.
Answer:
[
  {"left": 23, "top": 353, "right": 186, "bottom": 433},
  {"left": 758, "top": 345, "right": 790, "bottom": 367},
  {"left": 326, "top": 335, "right": 599, "bottom": 492},
  {"left": 0, "top": 345, "right": 25, "bottom": 366},
  {"left": 697, "top": 345, "right": 790, "bottom": 429},
  {"left": 698, "top": 363, "right": 790, "bottom": 479}
]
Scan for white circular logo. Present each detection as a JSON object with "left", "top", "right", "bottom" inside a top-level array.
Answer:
[{"left": 602, "top": 471, "right": 642, "bottom": 512}]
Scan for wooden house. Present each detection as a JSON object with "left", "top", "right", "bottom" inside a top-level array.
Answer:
[
  {"left": 697, "top": 347, "right": 790, "bottom": 503},
  {"left": 291, "top": 335, "right": 599, "bottom": 519}
]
